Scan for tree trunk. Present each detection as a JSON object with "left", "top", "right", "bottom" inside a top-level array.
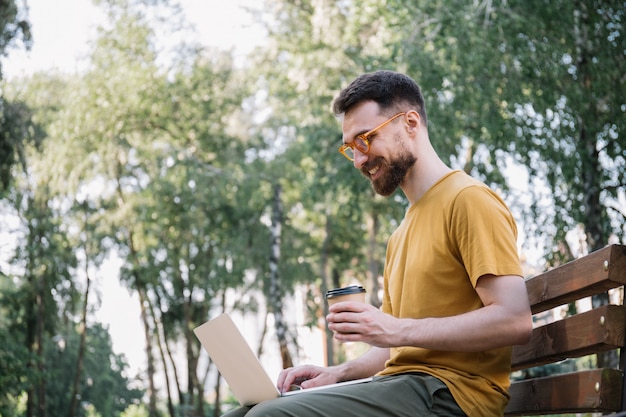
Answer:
[
  {"left": 268, "top": 183, "right": 293, "bottom": 369},
  {"left": 33, "top": 216, "right": 47, "bottom": 417},
  {"left": 178, "top": 260, "right": 205, "bottom": 417},
  {"left": 26, "top": 266, "right": 37, "bottom": 417},
  {"left": 138, "top": 286, "right": 160, "bottom": 417},
  {"left": 147, "top": 293, "right": 176, "bottom": 417},
  {"left": 211, "top": 292, "right": 227, "bottom": 417},
  {"left": 213, "top": 366, "right": 222, "bottom": 417},
  {"left": 114, "top": 161, "right": 161, "bottom": 415},
  {"left": 165, "top": 339, "right": 184, "bottom": 405},
  {"left": 25, "top": 203, "right": 48, "bottom": 417},
  {"left": 256, "top": 310, "right": 270, "bottom": 358},
  {"left": 155, "top": 289, "right": 185, "bottom": 405},
  {"left": 35, "top": 271, "right": 46, "bottom": 417},
  {"left": 68, "top": 257, "right": 90, "bottom": 417},
  {"left": 366, "top": 211, "right": 381, "bottom": 308}
]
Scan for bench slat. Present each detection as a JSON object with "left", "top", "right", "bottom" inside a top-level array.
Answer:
[
  {"left": 505, "top": 368, "right": 624, "bottom": 416},
  {"left": 512, "top": 304, "right": 626, "bottom": 370},
  {"left": 525, "top": 245, "right": 626, "bottom": 315}
]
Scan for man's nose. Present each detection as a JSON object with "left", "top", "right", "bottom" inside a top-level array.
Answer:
[{"left": 353, "top": 149, "right": 368, "bottom": 169}]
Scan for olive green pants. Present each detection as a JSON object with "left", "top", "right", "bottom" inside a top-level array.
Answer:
[{"left": 221, "top": 373, "right": 467, "bottom": 417}]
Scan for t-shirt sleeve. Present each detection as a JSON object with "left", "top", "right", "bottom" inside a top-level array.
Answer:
[{"left": 449, "top": 185, "right": 523, "bottom": 286}]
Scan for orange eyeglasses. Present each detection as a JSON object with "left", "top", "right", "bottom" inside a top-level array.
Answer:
[{"left": 338, "top": 112, "right": 405, "bottom": 161}]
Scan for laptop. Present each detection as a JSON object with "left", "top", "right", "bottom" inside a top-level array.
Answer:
[{"left": 193, "top": 313, "right": 372, "bottom": 406}]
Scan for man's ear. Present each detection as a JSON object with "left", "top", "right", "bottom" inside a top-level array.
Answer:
[{"left": 405, "top": 110, "right": 422, "bottom": 134}]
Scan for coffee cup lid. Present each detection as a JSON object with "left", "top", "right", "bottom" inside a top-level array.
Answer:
[{"left": 325, "top": 285, "right": 366, "bottom": 299}]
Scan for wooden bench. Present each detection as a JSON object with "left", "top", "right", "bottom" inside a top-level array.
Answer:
[{"left": 505, "top": 243, "right": 626, "bottom": 416}]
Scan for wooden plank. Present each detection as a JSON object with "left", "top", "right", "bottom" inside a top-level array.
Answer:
[
  {"left": 504, "top": 368, "right": 623, "bottom": 416},
  {"left": 525, "top": 244, "right": 626, "bottom": 315},
  {"left": 512, "top": 304, "right": 626, "bottom": 370}
]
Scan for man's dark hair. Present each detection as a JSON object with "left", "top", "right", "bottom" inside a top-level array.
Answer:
[{"left": 332, "top": 70, "right": 428, "bottom": 125}]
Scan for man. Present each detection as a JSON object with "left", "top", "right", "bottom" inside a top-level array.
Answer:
[{"left": 223, "top": 70, "right": 532, "bottom": 417}]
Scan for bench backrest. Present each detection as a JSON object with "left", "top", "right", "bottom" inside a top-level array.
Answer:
[{"left": 505, "top": 244, "right": 626, "bottom": 416}]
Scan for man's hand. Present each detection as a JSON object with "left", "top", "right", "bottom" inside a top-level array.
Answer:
[
  {"left": 277, "top": 365, "right": 342, "bottom": 394},
  {"left": 276, "top": 345, "right": 388, "bottom": 394},
  {"left": 326, "top": 302, "right": 399, "bottom": 346}
]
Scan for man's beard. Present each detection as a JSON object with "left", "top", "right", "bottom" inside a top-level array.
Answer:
[{"left": 361, "top": 150, "right": 416, "bottom": 197}]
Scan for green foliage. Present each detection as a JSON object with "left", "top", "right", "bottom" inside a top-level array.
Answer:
[
  {"left": 42, "top": 323, "right": 143, "bottom": 417},
  {"left": 0, "top": 99, "right": 37, "bottom": 194},
  {"left": 0, "top": 325, "right": 32, "bottom": 416},
  {"left": 0, "top": 277, "right": 142, "bottom": 416},
  {"left": 0, "top": 0, "right": 32, "bottom": 193},
  {"left": 120, "top": 404, "right": 149, "bottom": 417},
  {"left": 386, "top": 0, "right": 625, "bottom": 255}
]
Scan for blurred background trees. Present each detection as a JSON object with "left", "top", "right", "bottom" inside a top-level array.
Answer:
[{"left": 0, "top": 0, "right": 624, "bottom": 416}]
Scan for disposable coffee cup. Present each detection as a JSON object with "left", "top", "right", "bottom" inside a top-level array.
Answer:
[{"left": 325, "top": 285, "right": 366, "bottom": 306}]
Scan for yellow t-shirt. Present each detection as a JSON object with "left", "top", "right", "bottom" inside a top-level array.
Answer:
[{"left": 378, "top": 170, "right": 523, "bottom": 417}]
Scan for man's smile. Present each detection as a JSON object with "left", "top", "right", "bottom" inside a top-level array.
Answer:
[{"left": 362, "top": 158, "right": 385, "bottom": 180}]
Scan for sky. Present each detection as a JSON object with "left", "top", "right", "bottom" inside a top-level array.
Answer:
[
  {"left": 2, "top": 0, "right": 267, "bottom": 378},
  {"left": 3, "top": 0, "right": 265, "bottom": 79}
]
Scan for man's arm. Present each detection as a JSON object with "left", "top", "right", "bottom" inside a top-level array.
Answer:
[
  {"left": 333, "top": 346, "right": 389, "bottom": 380},
  {"left": 328, "top": 274, "right": 532, "bottom": 351}
]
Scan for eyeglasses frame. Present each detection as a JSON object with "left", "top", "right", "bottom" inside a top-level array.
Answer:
[{"left": 338, "top": 112, "right": 406, "bottom": 161}]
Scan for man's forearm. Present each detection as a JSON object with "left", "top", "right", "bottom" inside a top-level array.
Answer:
[{"left": 334, "top": 346, "right": 389, "bottom": 381}]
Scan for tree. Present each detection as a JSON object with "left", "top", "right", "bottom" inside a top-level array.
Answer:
[
  {"left": 247, "top": 0, "right": 410, "bottom": 366},
  {"left": 0, "top": 0, "right": 31, "bottom": 192},
  {"left": 43, "top": 323, "right": 144, "bottom": 417},
  {"left": 34, "top": 1, "right": 262, "bottom": 414},
  {"left": 382, "top": 0, "right": 625, "bottom": 256},
  {"left": 14, "top": 171, "right": 78, "bottom": 417},
  {"left": 0, "top": 276, "right": 34, "bottom": 417}
]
